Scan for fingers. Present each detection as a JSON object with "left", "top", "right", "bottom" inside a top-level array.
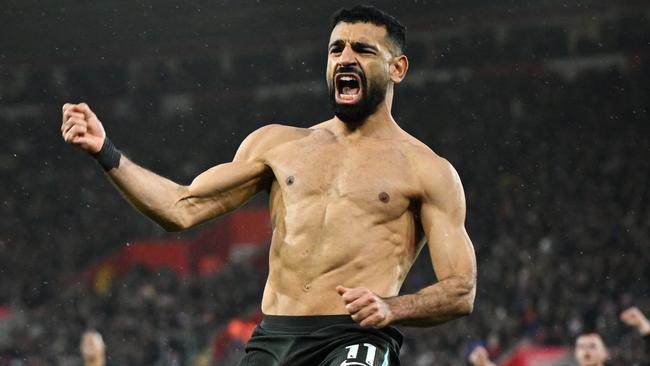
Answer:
[
  {"left": 620, "top": 307, "right": 641, "bottom": 324},
  {"left": 61, "top": 103, "right": 90, "bottom": 143},
  {"left": 62, "top": 115, "right": 88, "bottom": 135},
  {"left": 62, "top": 102, "right": 94, "bottom": 122},
  {"left": 338, "top": 286, "right": 369, "bottom": 304},
  {"left": 63, "top": 132, "right": 86, "bottom": 145},
  {"left": 336, "top": 285, "right": 347, "bottom": 296},
  {"left": 62, "top": 103, "right": 71, "bottom": 123},
  {"left": 61, "top": 102, "right": 105, "bottom": 153},
  {"left": 337, "top": 285, "right": 365, "bottom": 306},
  {"left": 63, "top": 124, "right": 87, "bottom": 144},
  {"left": 62, "top": 111, "right": 86, "bottom": 132},
  {"left": 620, "top": 307, "right": 650, "bottom": 336},
  {"left": 72, "top": 102, "right": 95, "bottom": 120},
  {"left": 345, "top": 292, "right": 376, "bottom": 314},
  {"left": 62, "top": 113, "right": 89, "bottom": 144},
  {"left": 337, "top": 286, "right": 388, "bottom": 328},
  {"left": 358, "top": 311, "right": 387, "bottom": 328},
  {"left": 68, "top": 123, "right": 88, "bottom": 137},
  {"left": 624, "top": 306, "right": 641, "bottom": 316},
  {"left": 349, "top": 299, "right": 378, "bottom": 321}
]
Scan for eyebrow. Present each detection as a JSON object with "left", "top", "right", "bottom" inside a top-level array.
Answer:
[{"left": 328, "top": 39, "right": 380, "bottom": 52}]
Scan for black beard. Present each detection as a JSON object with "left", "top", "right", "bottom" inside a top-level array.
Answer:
[{"left": 329, "top": 72, "right": 387, "bottom": 126}]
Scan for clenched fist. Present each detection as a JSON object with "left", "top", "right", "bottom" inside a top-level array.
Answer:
[
  {"left": 620, "top": 306, "right": 650, "bottom": 336},
  {"left": 61, "top": 103, "right": 106, "bottom": 154},
  {"left": 337, "top": 285, "right": 394, "bottom": 328}
]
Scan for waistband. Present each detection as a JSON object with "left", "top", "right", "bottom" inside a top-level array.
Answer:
[{"left": 260, "top": 314, "right": 356, "bottom": 333}]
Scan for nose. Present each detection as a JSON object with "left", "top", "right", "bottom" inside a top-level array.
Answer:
[{"left": 339, "top": 44, "right": 357, "bottom": 66}]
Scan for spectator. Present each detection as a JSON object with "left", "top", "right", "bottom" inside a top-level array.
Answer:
[
  {"left": 575, "top": 334, "right": 609, "bottom": 366},
  {"left": 469, "top": 346, "right": 497, "bottom": 366},
  {"left": 80, "top": 330, "right": 106, "bottom": 366}
]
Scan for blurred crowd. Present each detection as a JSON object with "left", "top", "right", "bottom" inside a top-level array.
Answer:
[
  {"left": 1, "top": 7, "right": 649, "bottom": 366},
  {"left": 0, "top": 263, "right": 266, "bottom": 365},
  {"left": 396, "top": 63, "right": 649, "bottom": 365}
]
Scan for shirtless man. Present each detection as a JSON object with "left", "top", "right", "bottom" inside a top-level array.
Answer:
[{"left": 61, "top": 5, "right": 476, "bottom": 365}]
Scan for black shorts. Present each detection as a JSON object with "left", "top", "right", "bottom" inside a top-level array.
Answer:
[{"left": 238, "top": 314, "right": 403, "bottom": 366}]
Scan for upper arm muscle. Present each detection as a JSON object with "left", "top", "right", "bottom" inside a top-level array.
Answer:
[
  {"left": 175, "top": 125, "right": 279, "bottom": 228},
  {"left": 419, "top": 158, "right": 476, "bottom": 284}
]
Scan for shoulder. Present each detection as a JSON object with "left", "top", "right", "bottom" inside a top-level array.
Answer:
[
  {"left": 244, "top": 123, "right": 310, "bottom": 146},
  {"left": 400, "top": 136, "right": 463, "bottom": 204},
  {"left": 235, "top": 123, "right": 312, "bottom": 161}
]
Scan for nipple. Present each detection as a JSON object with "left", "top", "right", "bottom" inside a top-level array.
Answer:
[
  {"left": 378, "top": 191, "right": 390, "bottom": 203},
  {"left": 286, "top": 176, "right": 295, "bottom": 185}
]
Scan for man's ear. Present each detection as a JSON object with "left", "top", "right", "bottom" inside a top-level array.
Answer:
[{"left": 390, "top": 54, "right": 409, "bottom": 84}]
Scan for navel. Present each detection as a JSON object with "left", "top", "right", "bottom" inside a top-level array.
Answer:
[{"left": 378, "top": 191, "right": 390, "bottom": 203}]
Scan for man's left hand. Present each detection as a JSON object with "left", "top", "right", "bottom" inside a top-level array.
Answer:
[{"left": 336, "top": 285, "right": 394, "bottom": 328}]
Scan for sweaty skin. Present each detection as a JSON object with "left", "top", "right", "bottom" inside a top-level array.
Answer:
[{"left": 61, "top": 22, "right": 476, "bottom": 328}]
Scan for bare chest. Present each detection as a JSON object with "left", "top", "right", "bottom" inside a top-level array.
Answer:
[{"left": 265, "top": 137, "right": 418, "bottom": 217}]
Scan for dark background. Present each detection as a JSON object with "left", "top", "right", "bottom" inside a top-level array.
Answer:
[{"left": 1, "top": 1, "right": 649, "bottom": 365}]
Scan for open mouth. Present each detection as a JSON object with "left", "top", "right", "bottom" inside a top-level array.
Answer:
[{"left": 335, "top": 72, "right": 363, "bottom": 104}]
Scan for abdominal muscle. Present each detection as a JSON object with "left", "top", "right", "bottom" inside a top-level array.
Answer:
[{"left": 260, "top": 198, "right": 419, "bottom": 315}]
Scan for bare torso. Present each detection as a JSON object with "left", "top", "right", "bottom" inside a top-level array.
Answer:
[
  {"left": 61, "top": 17, "right": 476, "bottom": 324},
  {"left": 62, "top": 100, "right": 476, "bottom": 326},
  {"left": 259, "top": 121, "right": 428, "bottom": 315}
]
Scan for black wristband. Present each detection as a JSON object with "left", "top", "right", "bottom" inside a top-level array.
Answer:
[{"left": 92, "top": 137, "right": 122, "bottom": 171}]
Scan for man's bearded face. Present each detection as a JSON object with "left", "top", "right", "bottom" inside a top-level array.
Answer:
[{"left": 328, "top": 64, "right": 388, "bottom": 125}]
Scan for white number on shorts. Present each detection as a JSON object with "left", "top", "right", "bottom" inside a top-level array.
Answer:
[
  {"left": 343, "top": 343, "right": 378, "bottom": 366},
  {"left": 345, "top": 344, "right": 360, "bottom": 359}
]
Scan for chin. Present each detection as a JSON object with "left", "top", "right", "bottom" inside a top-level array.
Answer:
[
  {"left": 329, "top": 91, "right": 385, "bottom": 125},
  {"left": 329, "top": 67, "right": 387, "bottom": 125}
]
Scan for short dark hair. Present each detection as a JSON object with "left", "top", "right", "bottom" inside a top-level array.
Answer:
[{"left": 330, "top": 5, "right": 407, "bottom": 55}]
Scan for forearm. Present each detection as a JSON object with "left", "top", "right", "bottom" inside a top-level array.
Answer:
[
  {"left": 386, "top": 275, "right": 475, "bottom": 327},
  {"left": 107, "top": 155, "right": 190, "bottom": 231}
]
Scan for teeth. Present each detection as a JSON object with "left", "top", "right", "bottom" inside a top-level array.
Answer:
[{"left": 340, "top": 76, "right": 355, "bottom": 81}]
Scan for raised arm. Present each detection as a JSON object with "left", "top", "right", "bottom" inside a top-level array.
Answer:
[
  {"left": 61, "top": 103, "right": 273, "bottom": 231},
  {"left": 621, "top": 306, "right": 650, "bottom": 336},
  {"left": 620, "top": 306, "right": 650, "bottom": 362},
  {"left": 386, "top": 157, "right": 477, "bottom": 326}
]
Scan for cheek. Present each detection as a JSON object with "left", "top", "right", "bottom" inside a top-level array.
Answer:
[
  {"left": 576, "top": 350, "right": 587, "bottom": 358},
  {"left": 366, "top": 62, "right": 389, "bottom": 82},
  {"left": 380, "top": 63, "right": 392, "bottom": 81},
  {"left": 325, "top": 63, "right": 334, "bottom": 85},
  {"left": 326, "top": 59, "right": 333, "bottom": 72}
]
